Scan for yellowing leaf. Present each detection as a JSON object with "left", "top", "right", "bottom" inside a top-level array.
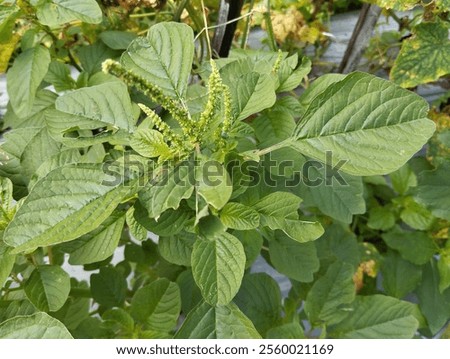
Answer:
[{"left": 0, "top": 34, "right": 19, "bottom": 73}]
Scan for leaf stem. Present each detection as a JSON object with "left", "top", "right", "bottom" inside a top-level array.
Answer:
[{"left": 254, "top": 139, "right": 291, "bottom": 157}]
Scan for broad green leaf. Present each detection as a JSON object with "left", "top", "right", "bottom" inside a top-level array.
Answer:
[
  {"left": 134, "top": 203, "right": 191, "bottom": 236},
  {"left": 102, "top": 308, "right": 134, "bottom": 334},
  {"left": 381, "top": 251, "right": 422, "bottom": 299},
  {"left": 176, "top": 270, "right": 203, "bottom": 314},
  {"left": 277, "top": 56, "right": 311, "bottom": 93},
  {"left": 77, "top": 41, "right": 121, "bottom": 75},
  {"left": 126, "top": 206, "right": 147, "bottom": 241},
  {"left": 400, "top": 197, "right": 435, "bottom": 230},
  {"left": 159, "top": 234, "right": 195, "bottom": 266},
  {"left": 292, "top": 72, "right": 435, "bottom": 176},
  {"left": 0, "top": 312, "right": 72, "bottom": 339},
  {"left": 0, "top": 300, "right": 37, "bottom": 323},
  {"left": 0, "top": 242, "right": 15, "bottom": 288},
  {"left": 315, "top": 224, "right": 360, "bottom": 270},
  {"left": 302, "top": 164, "right": 365, "bottom": 223},
  {"left": 329, "top": 295, "right": 420, "bottom": 338},
  {"left": 130, "top": 279, "right": 180, "bottom": 332},
  {"left": 43, "top": 61, "right": 76, "bottom": 92},
  {"left": 367, "top": 206, "right": 396, "bottom": 231},
  {"left": 139, "top": 162, "right": 195, "bottom": 219},
  {"left": 219, "top": 202, "right": 259, "bottom": 230},
  {"left": 64, "top": 211, "right": 126, "bottom": 265},
  {"left": 438, "top": 250, "right": 450, "bottom": 293},
  {"left": 90, "top": 267, "right": 127, "bottom": 308},
  {"left": 121, "top": 22, "right": 194, "bottom": 99},
  {"left": 4, "top": 163, "right": 138, "bottom": 253},
  {"left": 196, "top": 162, "right": 232, "bottom": 210},
  {"left": 20, "top": 127, "right": 62, "bottom": 178},
  {"left": 53, "top": 290, "right": 90, "bottom": 331},
  {"left": 269, "top": 232, "right": 319, "bottom": 282},
  {"left": 223, "top": 70, "right": 277, "bottom": 121},
  {"left": 191, "top": 232, "right": 245, "bottom": 306},
  {"left": 305, "top": 262, "right": 356, "bottom": 326},
  {"left": 24, "top": 266, "right": 70, "bottom": 312},
  {"left": 416, "top": 260, "right": 450, "bottom": 335},
  {"left": 234, "top": 229, "right": 263, "bottom": 268},
  {"left": 6, "top": 46, "right": 50, "bottom": 117},
  {"left": 266, "top": 322, "right": 305, "bottom": 339},
  {"left": 99, "top": 31, "right": 137, "bottom": 50},
  {"left": 130, "top": 129, "right": 171, "bottom": 159},
  {"left": 175, "top": 301, "right": 261, "bottom": 339},
  {"left": 382, "top": 226, "right": 437, "bottom": 265},
  {"left": 414, "top": 162, "right": 450, "bottom": 221},
  {"left": 390, "top": 163, "right": 416, "bottom": 195},
  {"left": 253, "top": 192, "right": 323, "bottom": 243},
  {"left": 299, "top": 74, "right": 346, "bottom": 113},
  {"left": 253, "top": 109, "right": 296, "bottom": 143},
  {"left": 56, "top": 82, "right": 135, "bottom": 132},
  {"left": 35, "top": 0, "right": 102, "bottom": 27},
  {"left": 234, "top": 273, "right": 282, "bottom": 335},
  {"left": 391, "top": 22, "right": 450, "bottom": 88}
]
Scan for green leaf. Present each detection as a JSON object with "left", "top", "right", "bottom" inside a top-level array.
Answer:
[
  {"left": 126, "top": 206, "right": 147, "bottom": 241},
  {"left": 0, "top": 5, "right": 20, "bottom": 43},
  {"left": 438, "top": 251, "right": 450, "bottom": 293},
  {"left": 20, "top": 127, "right": 62, "bottom": 178},
  {"left": 266, "top": 322, "right": 305, "bottom": 339},
  {"left": 90, "top": 267, "right": 127, "bottom": 308},
  {"left": 56, "top": 82, "right": 135, "bottom": 132},
  {"left": 223, "top": 70, "right": 277, "bottom": 121},
  {"left": 305, "top": 262, "right": 356, "bottom": 326},
  {"left": 0, "top": 242, "right": 15, "bottom": 288},
  {"left": 102, "top": 308, "right": 134, "bottom": 334},
  {"left": 234, "top": 229, "right": 263, "bottom": 268},
  {"left": 253, "top": 192, "right": 323, "bottom": 243},
  {"left": 277, "top": 56, "right": 311, "bottom": 93},
  {"left": 315, "top": 224, "right": 360, "bottom": 270},
  {"left": 382, "top": 226, "right": 437, "bottom": 265},
  {"left": 367, "top": 206, "right": 396, "bottom": 231},
  {"left": 175, "top": 301, "right": 261, "bottom": 339},
  {"left": 159, "top": 233, "right": 195, "bottom": 266},
  {"left": 292, "top": 72, "right": 435, "bottom": 176},
  {"left": 414, "top": 162, "right": 450, "bottom": 221},
  {"left": 416, "top": 260, "right": 450, "bottom": 335},
  {"left": 176, "top": 270, "right": 202, "bottom": 314},
  {"left": 302, "top": 164, "right": 365, "bottom": 223},
  {"left": 253, "top": 109, "right": 296, "bottom": 142},
  {"left": 43, "top": 61, "right": 76, "bottom": 92},
  {"left": 77, "top": 41, "right": 121, "bottom": 75},
  {"left": 400, "top": 197, "right": 435, "bottom": 230},
  {"left": 390, "top": 163, "right": 416, "bottom": 195},
  {"left": 121, "top": 22, "right": 194, "bottom": 99},
  {"left": 269, "top": 232, "right": 319, "bottom": 282},
  {"left": 219, "top": 202, "right": 260, "bottom": 230},
  {"left": 381, "top": 251, "right": 422, "bottom": 299},
  {"left": 24, "top": 266, "right": 70, "bottom": 312},
  {"left": 139, "top": 162, "right": 195, "bottom": 219},
  {"left": 299, "top": 74, "right": 346, "bottom": 112},
  {"left": 64, "top": 210, "right": 126, "bottom": 265},
  {"left": 99, "top": 31, "right": 137, "bottom": 50},
  {"left": 329, "top": 295, "right": 420, "bottom": 338},
  {"left": 130, "top": 279, "right": 181, "bottom": 332},
  {"left": 4, "top": 163, "right": 137, "bottom": 253},
  {"left": 0, "top": 312, "right": 73, "bottom": 339},
  {"left": 191, "top": 232, "right": 245, "bottom": 306},
  {"left": 130, "top": 129, "right": 171, "bottom": 159},
  {"left": 196, "top": 161, "right": 232, "bottom": 210},
  {"left": 35, "top": 0, "right": 102, "bottom": 27},
  {"left": 6, "top": 46, "right": 50, "bottom": 117},
  {"left": 391, "top": 22, "right": 450, "bottom": 88},
  {"left": 234, "top": 273, "right": 282, "bottom": 335}
]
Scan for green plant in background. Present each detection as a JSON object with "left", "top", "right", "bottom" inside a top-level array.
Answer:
[{"left": 1, "top": 14, "right": 449, "bottom": 339}]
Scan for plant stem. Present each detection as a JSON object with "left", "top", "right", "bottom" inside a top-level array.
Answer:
[
  {"left": 129, "top": 11, "right": 172, "bottom": 18},
  {"left": 173, "top": 0, "right": 190, "bottom": 21},
  {"left": 200, "top": 0, "right": 212, "bottom": 59},
  {"left": 241, "top": 0, "right": 255, "bottom": 49},
  {"left": 263, "top": 0, "right": 277, "bottom": 51},
  {"left": 254, "top": 139, "right": 291, "bottom": 157}
]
